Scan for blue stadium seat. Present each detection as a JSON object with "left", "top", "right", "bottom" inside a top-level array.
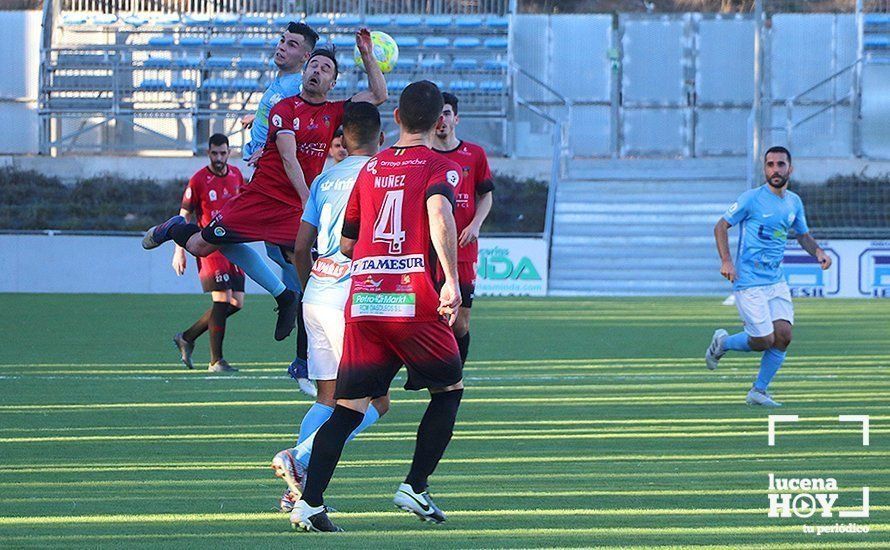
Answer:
[
  {"left": 273, "top": 16, "right": 293, "bottom": 26},
  {"left": 138, "top": 79, "right": 166, "bottom": 91},
  {"left": 241, "top": 16, "right": 269, "bottom": 26},
  {"left": 357, "top": 80, "right": 369, "bottom": 90},
  {"left": 332, "top": 35, "right": 356, "bottom": 48},
  {"left": 453, "top": 37, "right": 481, "bottom": 49},
  {"left": 240, "top": 37, "right": 267, "bottom": 48},
  {"left": 431, "top": 80, "right": 445, "bottom": 89},
  {"left": 453, "top": 57, "right": 478, "bottom": 70},
  {"left": 865, "top": 14, "right": 890, "bottom": 28},
  {"left": 174, "top": 57, "right": 202, "bottom": 68},
  {"left": 183, "top": 14, "right": 210, "bottom": 26},
  {"left": 395, "top": 36, "right": 420, "bottom": 49},
  {"left": 206, "top": 57, "right": 234, "bottom": 69},
  {"left": 420, "top": 58, "right": 446, "bottom": 70},
  {"left": 456, "top": 16, "right": 483, "bottom": 28},
  {"left": 144, "top": 57, "right": 171, "bottom": 68},
  {"left": 123, "top": 15, "right": 149, "bottom": 27},
  {"left": 426, "top": 16, "right": 452, "bottom": 28},
  {"left": 237, "top": 57, "right": 267, "bottom": 70},
  {"left": 423, "top": 37, "right": 450, "bottom": 49},
  {"left": 365, "top": 15, "right": 391, "bottom": 27},
  {"left": 179, "top": 36, "right": 204, "bottom": 47},
  {"left": 387, "top": 79, "right": 410, "bottom": 92},
  {"left": 148, "top": 36, "right": 175, "bottom": 47},
  {"left": 484, "top": 59, "right": 508, "bottom": 70},
  {"left": 486, "top": 17, "right": 509, "bottom": 29},
  {"left": 306, "top": 15, "right": 330, "bottom": 27},
  {"left": 155, "top": 14, "right": 180, "bottom": 27},
  {"left": 395, "top": 16, "right": 422, "bottom": 27},
  {"left": 484, "top": 37, "right": 509, "bottom": 49},
  {"left": 202, "top": 78, "right": 229, "bottom": 91},
  {"left": 209, "top": 36, "right": 237, "bottom": 47},
  {"left": 336, "top": 15, "right": 362, "bottom": 26},
  {"left": 865, "top": 36, "right": 890, "bottom": 49},
  {"left": 213, "top": 14, "right": 239, "bottom": 26},
  {"left": 269, "top": 36, "right": 281, "bottom": 47},
  {"left": 61, "top": 14, "right": 87, "bottom": 26},
  {"left": 170, "top": 78, "right": 197, "bottom": 91},
  {"left": 235, "top": 78, "right": 260, "bottom": 91},
  {"left": 480, "top": 80, "right": 505, "bottom": 93},
  {"left": 92, "top": 14, "right": 117, "bottom": 26},
  {"left": 396, "top": 56, "right": 417, "bottom": 69},
  {"left": 449, "top": 80, "right": 477, "bottom": 92}
]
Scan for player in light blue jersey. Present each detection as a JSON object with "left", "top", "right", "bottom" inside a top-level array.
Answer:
[
  {"left": 705, "top": 146, "right": 831, "bottom": 406},
  {"left": 240, "top": 22, "right": 318, "bottom": 394},
  {"left": 271, "top": 102, "right": 389, "bottom": 516}
]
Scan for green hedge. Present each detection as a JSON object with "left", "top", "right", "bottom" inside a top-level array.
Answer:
[{"left": 0, "top": 167, "right": 549, "bottom": 233}]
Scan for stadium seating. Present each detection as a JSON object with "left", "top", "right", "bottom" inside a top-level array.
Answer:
[{"left": 41, "top": 4, "right": 511, "bottom": 153}]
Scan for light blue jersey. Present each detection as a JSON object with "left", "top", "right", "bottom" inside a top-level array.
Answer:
[
  {"left": 723, "top": 185, "right": 809, "bottom": 290},
  {"left": 242, "top": 72, "right": 301, "bottom": 161},
  {"left": 301, "top": 155, "right": 370, "bottom": 310}
]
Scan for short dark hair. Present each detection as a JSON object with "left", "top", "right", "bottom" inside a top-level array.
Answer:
[
  {"left": 208, "top": 133, "right": 229, "bottom": 148},
  {"left": 333, "top": 127, "right": 344, "bottom": 139},
  {"left": 342, "top": 102, "right": 381, "bottom": 151},
  {"left": 442, "top": 92, "right": 459, "bottom": 116},
  {"left": 286, "top": 21, "right": 319, "bottom": 50},
  {"left": 764, "top": 146, "right": 791, "bottom": 164},
  {"left": 306, "top": 48, "right": 338, "bottom": 78},
  {"left": 398, "top": 81, "right": 444, "bottom": 134}
]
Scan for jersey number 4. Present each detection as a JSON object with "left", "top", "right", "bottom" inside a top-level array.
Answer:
[{"left": 373, "top": 190, "right": 406, "bottom": 254}]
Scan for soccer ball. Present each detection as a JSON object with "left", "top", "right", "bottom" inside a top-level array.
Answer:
[{"left": 354, "top": 31, "right": 399, "bottom": 74}]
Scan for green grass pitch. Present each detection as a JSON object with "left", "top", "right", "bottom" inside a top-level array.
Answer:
[{"left": 0, "top": 294, "right": 887, "bottom": 548}]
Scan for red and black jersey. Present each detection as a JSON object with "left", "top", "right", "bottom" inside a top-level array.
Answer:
[
  {"left": 432, "top": 140, "right": 494, "bottom": 262},
  {"left": 342, "top": 145, "right": 461, "bottom": 323},
  {"left": 250, "top": 95, "right": 346, "bottom": 209},
  {"left": 181, "top": 165, "right": 244, "bottom": 227}
]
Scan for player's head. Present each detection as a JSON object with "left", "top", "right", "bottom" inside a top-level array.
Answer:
[
  {"left": 328, "top": 128, "right": 348, "bottom": 164},
  {"left": 342, "top": 101, "right": 383, "bottom": 156},
  {"left": 394, "top": 80, "right": 445, "bottom": 136},
  {"left": 302, "top": 49, "right": 338, "bottom": 97},
  {"left": 436, "top": 92, "right": 460, "bottom": 140},
  {"left": 275, "top": 22, "right": 318, "bottom": 71},
  {"left": 763, "top": 146, "right": 793, "bottom": 189},
  {"left": 207, "top": 133, "right": 230, "bottom": 172}
]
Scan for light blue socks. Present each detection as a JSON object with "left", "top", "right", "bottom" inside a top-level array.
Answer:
[
  {"left": 723, "top": 331, "right": 753, "bottom": 352},
  {"left": 297, "top": 403, "right": 334, "bottom": 445},
  {"left": 219, "top": 243, "right": 286, "bottom": 297},
  {"left": 754, "top": 348, "right": 786, "bottom": 392}
]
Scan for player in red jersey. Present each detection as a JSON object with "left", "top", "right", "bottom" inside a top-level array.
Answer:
[
  {"left": 432, "top": 92, "right": 494, "bottom": 365},
  {"left": 142, "top": 29, "right": 387, "bottom": 342},
  {"left": 171, "top": 134, "right": 244, "bottom": 372},
  {"left": 294, "top": 81, "right": 463, "bottom": 533}
]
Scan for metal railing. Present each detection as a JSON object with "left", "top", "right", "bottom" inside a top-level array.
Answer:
[{"left": 60, "top": 0, "right": 511, "bottom": 14}]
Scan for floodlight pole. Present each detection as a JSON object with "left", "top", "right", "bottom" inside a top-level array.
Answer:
[{"left": 750, "top": 0, "right": 764, "bottom": 188}]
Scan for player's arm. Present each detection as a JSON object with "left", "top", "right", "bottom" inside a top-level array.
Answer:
[
  {"left": 428, "top": 195, "right": 461, "bottom": 324},
  {"left": 340, "top": 182, "right": 361, "bottom": 259},
  {"left": 714, "top": 218, "right": 735, "bottom": 283},
  {"left": 796, "top": 232, "right": 832, "bottom": 269},
  {"left": 349, "top": 28, "right": 388, "bottom": 106},
  {"left": 276, "top": 133, "right": 310, "bottom": 204},
  {"left": 460, "top": 190, "right": 493, "bottom": 247},
  {"left": 294, "top": 221, "right": 319, "bottom": 292}
]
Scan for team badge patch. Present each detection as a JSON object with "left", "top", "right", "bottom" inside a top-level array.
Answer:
[
  {"left": 214, "top": 226, "right": 226, "bottom": 237},
  {"left": 447, "top": 170, "right": 460, "bottom": 187},
  {"left": 209, "top": 190, "right": 217, "bottom": 201},
  {"left": 272, "top": 114, "right": 282, "bottom": 128}
]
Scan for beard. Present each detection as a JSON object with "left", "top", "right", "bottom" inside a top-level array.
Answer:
[{"left": 767, "top": 174, "right": 787, "bottom": 188}]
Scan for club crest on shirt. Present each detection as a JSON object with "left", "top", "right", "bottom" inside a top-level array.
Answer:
[
  {"left": 366, "top": 158, "right": 378, "bottom": 174},
  {"left": 209, "top": 190, "right": 217, "bottom": 201},
  {"left": 272, "top": 114, "right": 282, "bottom": 128},
  {"left": 185, "top": 187, "right": 192, "bottom": 199},
  {"left": 462, "top": 166, "right": 471, "bottom": 179},
  {"left": 447, "top": 170, "right": 460, "bottom": 187},
  {"left": 788, "top": 213, "right": 796, "bottom": 223},
  {"left": 323, "top": 115, "right": 331, "bottom": 127},
  {"left": 401, "top": 274, "right": 411, "bottom": 285}
]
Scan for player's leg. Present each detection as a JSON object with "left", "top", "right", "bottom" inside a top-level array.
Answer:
[
  {"left": 207, "top": 290, "right": 236, "bottom": 371},
  {"left": 393, "top": 321, "right": 464, "bottom": 523},
  {"left": 452, "top": 263, "right": 476, "bottom": 364},
  {"left": 297, "top": 323, "right": 400, "bottom": 531},
  {"left": 707, "top": 287, "right": 766, "bottom": 370},
  {"left": 268, "top": 244, "right": 312, "bottom": 393},
  {"left": 751, "top": 284, "right": 794, "bottom": 405}
]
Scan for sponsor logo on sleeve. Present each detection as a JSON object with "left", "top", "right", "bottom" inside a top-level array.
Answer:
[
  {"left": 272, "top": 114, "right": 283, "bottom": 128},
  {"left": 446, "top": 170, "right": 460, "bottom": 187}
]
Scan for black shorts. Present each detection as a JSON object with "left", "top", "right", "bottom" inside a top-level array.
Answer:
[{"left": 335, "top": 320, "right": 463, "bottom": 400}]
